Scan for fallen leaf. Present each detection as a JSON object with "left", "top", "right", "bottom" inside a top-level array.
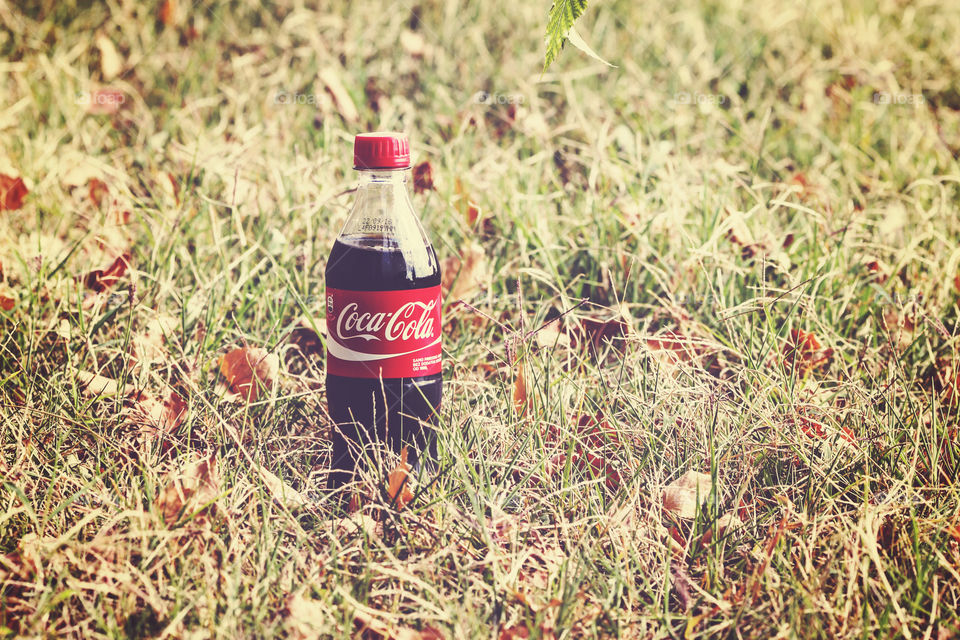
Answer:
[
  {"left": 954, "top": 274, "right": 960, "bottom": 294},
  {"left": 534, "top": 320, "right": 571, "bottom": 349},
  {"left": 0, "top": 174, "right": 28, "bottom": 211},
  {"left": 573, "top": 312, "right": 633, "bottom": 354},
  {"left": 441, "top": 242, "right": 488, "bottom": 301},
  {"left": 646, "top": 330, "right": 703, "bottom": 364},
  {"left": 796, "top": 415, "right": 857, "bottom": 448},
  {"left": 782, "top": 329, "right": 832, "bottom": 376},
  {"left": 155, "top": 453, "right": 220, "bottom": 526},
  {"left": 158, "top": 0, "right": 177, "bottom": 26},
  {"left": 257, "top": 466, "right": 309, "bottom": 509},
  {"left": 134, "top": 390, "right": 187, "bottom": 436},
  {"left": 499, "top": 625, "right": 530, "bottom": 640},
  {"left": 80, "top": 252, "right": 131, "bottom": 292},
  {"left": 76, "top": 370, "right": 120, "bottom": 396},
  {"left": 88, "top": 178, "right": 109, "bottom": 208},
  {"left": 319, "top": 67, "right": 359, "bottom": 123},
  {"left": 288, "top": 321, "right": 325, "bottom": 357},
  {"left": 0, "top": 293, "right": 14, "bottom": 311},
  {"left": 412, "top": 161, "right": 434, "bottom": 194},
  {"left": 386, "top": 447, "right": 414, "bottom": 510},
  {"left": 219, "top": 346, "right": 279, "bottom": 402},
  {"left": 95, "top": 33, "right": 123, "bottom": 80},
  {"left": 662, "top": 470, "right": 714, "bottom": 519}
]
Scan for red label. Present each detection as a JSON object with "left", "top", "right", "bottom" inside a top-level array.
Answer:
[{"left": 325, "top": 286, "right": 442, "bottom": 378}]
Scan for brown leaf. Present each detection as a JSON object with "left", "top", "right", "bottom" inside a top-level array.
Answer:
[
  {"left": 158, "top": 0, "right": 177, "bottom": 26},
  {"left": 0, "top": 174, "right": 28, "bottom": 211},
  {"left": 88, "top": 178, "right": 109, "bottom": 208},
  {"left": 220, "top": 346, "right": 279, "bottom": 402},
  {"left": 662, "top": 470, "right": 714, "bottom": 519},
  {"left": 646, "top": 330, "right": 703, "bottom": 364},
  {"left": 135, "top": 390, "right": 187, "bottom": 435},
  {"left": 76, "top": 370, "right": 120, "bottom": 396},
  {"left": 0, "top": 294, "right": 14, "bottom": 311},
  {"left": 319, "top": 67, "right": 359, "bottom": 123},
  {"left": 782, "top": 329, "right": 832, "bottom": 376},
  {"left": 80, "top": 252, "right": 131, "bottom": 292},
  {"left": 572, "top": 313, "right": 633, "bottom": 353},
  {"left": 154, "top": 453, "right": 220, "bottom": 526},
  {"left": 412, "top": 161, "right": 434, "bottom": 194},
  {"left": 386, "top": 447, "right": 414, "bottom": 510},
  {"left": 499, "top": 625, "right": 530, "bottom": 640},
  {"left": 288, "top": 321, "right": 325, "bottom": 357},
  {"left": 534, "top": 320, "right": 571, "bottom": 349},
  {"left": 795, "top": 415, "right": 857, "bottom": 448}
]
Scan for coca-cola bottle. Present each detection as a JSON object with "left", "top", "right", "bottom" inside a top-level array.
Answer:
[{"left": 325, "top": 132, "right": 442, "bottom": 491}]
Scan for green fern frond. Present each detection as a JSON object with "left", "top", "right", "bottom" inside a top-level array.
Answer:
[{"left": 544, "top": 0, "right": 589, "bottom": 71}]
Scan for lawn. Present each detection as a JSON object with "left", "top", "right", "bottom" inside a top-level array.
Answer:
[{"left": 1, "top": 0, "right": 960, "bottom": 637}]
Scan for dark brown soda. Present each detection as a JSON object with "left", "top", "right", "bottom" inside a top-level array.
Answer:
[{"left": 325, "top": 236, "right": 442, "bottom": 490}]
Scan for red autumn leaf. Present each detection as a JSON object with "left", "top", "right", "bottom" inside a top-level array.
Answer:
[
  {"left": 88, "top": 178, "right": 109, "bottom": 208},
  {"left": 386, "top": 446, "right": 414, "bottom": 509},
  {"left": 412, "top": 161, "right": 434, "bottom": 194},
  {"left": 80, "top": 252, "right": 131, "bottom": 292},
  {"left": 782, "top": 329, "right": 833, "bottom": 376},
  {"left": 499, "top": 625, "right": 530, "bottom": 640},
  {"left": 0, "top": 295, "right": 14, "bottom": 311},
  {"left": 0, "top": 175, "right": 28, "bottom": 211},
  {"left": 954, "top": 274, "right": 960, "bottom": 294},
  {"left": 796, "top": 415, "right": 856, "bottom": 446},
  {"left": 159, "top": 0, "right": 176, "bottom": 26},
  {"left": 219, "top": 346, "right": 279, "bottom": 402}
]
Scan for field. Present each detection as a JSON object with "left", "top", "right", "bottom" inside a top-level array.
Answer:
[{"left": 2, "top": 0, "right": 960, "bottom": 637}]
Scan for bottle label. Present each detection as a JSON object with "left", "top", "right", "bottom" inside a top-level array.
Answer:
[{"left": 325, "top": 286, "right": 442, "bottom": 378}]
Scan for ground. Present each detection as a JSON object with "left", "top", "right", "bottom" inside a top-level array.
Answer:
[{"left": 1, "top": 0, "right": 960, "bottom": 637}]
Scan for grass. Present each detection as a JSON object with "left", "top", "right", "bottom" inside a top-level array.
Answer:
[{"left": 2, "top": 0, "right": 960, "bottom": 637}]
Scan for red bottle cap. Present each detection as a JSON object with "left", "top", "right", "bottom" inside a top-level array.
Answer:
[{"left": 353, "top": 132, "right": 411, "bottom": 170}]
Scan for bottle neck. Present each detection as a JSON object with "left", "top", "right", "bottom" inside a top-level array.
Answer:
[{"left": 357, "top": 169, "right": 409, "bottom": 188}]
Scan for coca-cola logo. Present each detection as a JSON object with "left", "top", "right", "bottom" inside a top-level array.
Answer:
[{"left": 335, "top": 299, "right": 438, "bottom": 343}]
